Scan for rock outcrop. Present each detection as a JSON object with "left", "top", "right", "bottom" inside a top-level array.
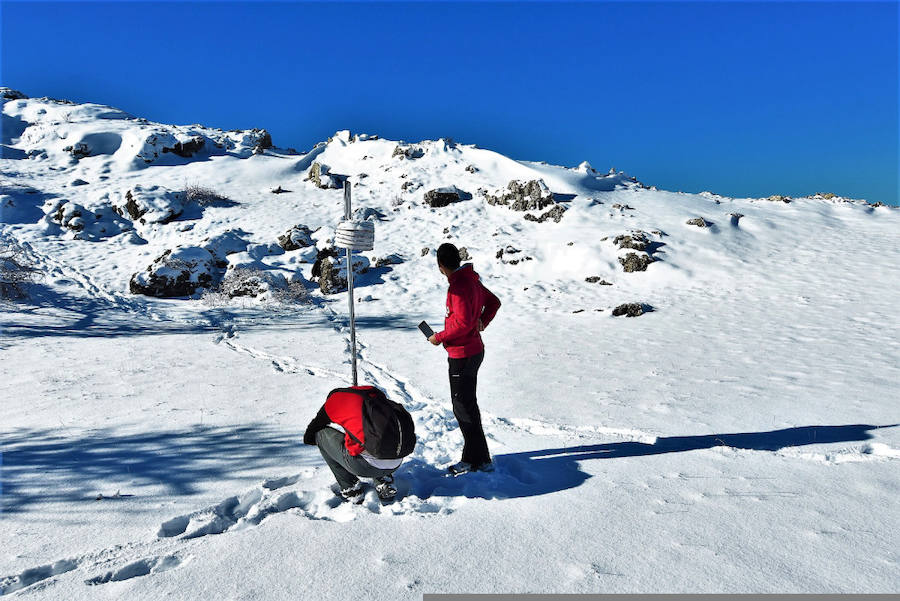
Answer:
[
  {"left": 424, "top": 186, "right": 464, "bottom": 208},
  {"left": 619, "top": 252, "right": 655, "bottom": 273},
  {"left": 277, "top": 225, "right": 314, "bottom": 251},
  {"left": 392, "top": 145, "right": 424, "bottom": 159},
  {"left": 112, "top": 185, "right": 186, "bottom": 224},
  {"left": 308, "top": 162, "right": 346, "bottom": 189},
  {"left": 45, "top": 200, "right": 132, "bottom": 241},
  {"left": 129, "top": 246, "right": 219, "bottom": 297},
  {"left": 314, "top": 254, "right": 370, "bottom": 295},
  {"left": 485, "top": 179, "right": 555, "bottom": 211},
  {"left": 162, "top": 136, "right": 205, "bottom": 157},
  {"left": 612, "top": 303, "right": 650, "bottom": 317}
]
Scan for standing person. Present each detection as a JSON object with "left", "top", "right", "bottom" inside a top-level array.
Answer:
[{"left": 428, "top": 243, "right": 501, "bottom": 475}]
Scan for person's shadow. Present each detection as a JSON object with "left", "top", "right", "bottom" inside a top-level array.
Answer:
[{"left": 398, "top": 424, "right": 897, "bottom": 501}]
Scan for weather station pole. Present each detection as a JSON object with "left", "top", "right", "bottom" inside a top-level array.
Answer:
[
  {"left": 334, "top": 180, "right": 375, "bottom": 386},
  {"left": 344, "top": 181, "right": 358, "bottom": 386}
]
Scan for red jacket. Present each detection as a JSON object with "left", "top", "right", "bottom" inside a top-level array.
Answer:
[
  {"left": 434, "top": 264, "right": 501, "bottom": 358},
  {"left": 303, "top": 386, "right": 370, "bottom": 455}
]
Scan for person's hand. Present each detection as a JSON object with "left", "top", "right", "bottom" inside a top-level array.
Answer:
[
  {"left": 478, "top": 319, "right": 485, "bottom": 332},
  {"left": 428, "top": 334, "right": 441, "bottom": 346}
]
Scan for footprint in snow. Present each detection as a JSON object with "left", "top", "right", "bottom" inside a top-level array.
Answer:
[{"left": 85, "top": 554, "right": 186, "bottom": 585}]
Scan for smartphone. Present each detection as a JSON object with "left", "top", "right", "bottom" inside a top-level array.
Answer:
[{"left": 418, "top": 321, "right": 435, "bottom": 338}]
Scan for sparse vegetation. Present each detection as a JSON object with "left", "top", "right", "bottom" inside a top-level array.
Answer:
[
  {"left": 202, "top": 267, "right": 310, "bottom": 307},
  {"left": 184, "top": 184, "right": 231, "bottom": 207},
  {"left": 0, "top": 238, "right": 40, "bottom": 300}
]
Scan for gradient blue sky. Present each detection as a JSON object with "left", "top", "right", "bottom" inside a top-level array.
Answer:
[{"left": 2, "top": 1, "right": 898, "bottom": 204}]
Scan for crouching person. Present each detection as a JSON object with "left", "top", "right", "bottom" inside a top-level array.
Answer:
[{"left": 304, "top": 386, "right": 416, "bottom": 504}]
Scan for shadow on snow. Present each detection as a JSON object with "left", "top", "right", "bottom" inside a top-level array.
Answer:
[
  {"left": 399, "top": 424, "right": 897, "bottom": 501},
  {"left": 0, "top": 285, "right": 411, "bottom": 342},
  {"left": 0, "top": 423, "right": 312, "bottom": 516}
]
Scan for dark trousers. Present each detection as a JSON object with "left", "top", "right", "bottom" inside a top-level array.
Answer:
[
  {"left": 448, "top": 350, "right": 490, "bottom": 465},
  {"left": 315, "top": 428, "right": 396, "bottom": 491}
]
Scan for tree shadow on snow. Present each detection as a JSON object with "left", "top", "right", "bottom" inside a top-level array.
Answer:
[
  {"left": 0, "top": 284, "right": 374, "bottom": 342},
  {"left": 0, "top": 423, "right": 313, "bottom": 516},
  {"left": 399, "top": 424, "right": 897, "bottom": 501}
]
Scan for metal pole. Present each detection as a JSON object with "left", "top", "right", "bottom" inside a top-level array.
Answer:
[{"left": 343, "top": 181, "right": 358, "bottom": 386}]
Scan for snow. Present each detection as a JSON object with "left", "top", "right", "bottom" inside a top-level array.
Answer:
[{"left": 1, "top": 87, "right": 898, "bottom": 598}]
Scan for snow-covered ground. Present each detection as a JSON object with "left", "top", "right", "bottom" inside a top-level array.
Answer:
[{"left": 2, "top": 87, "right": 898, "bottom": 598}]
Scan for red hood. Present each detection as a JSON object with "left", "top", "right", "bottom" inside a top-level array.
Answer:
[{"left": 449, "top": 263, "right": 479, "bottom": 285}]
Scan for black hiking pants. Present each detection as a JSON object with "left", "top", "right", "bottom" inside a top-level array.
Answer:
[
  {"left": 315, "top": 428, "right": 396, "bottom": 491},
  {"left": 448, "top": 350, "right": 490, "bottom": 466}
]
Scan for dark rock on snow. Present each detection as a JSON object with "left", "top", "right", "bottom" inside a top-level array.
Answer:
[
  {"left": 524, "top": 204, "right": 567, "bottom": 223},
  {"left": 162, "top": 136, "right": 205, "bottom": 158},
  {"left": 485, "top": 179, "right": 555, "bottom": 211},
  {"left": 277, "top": 225, "right": 314, "bottom": 251},
  {"left": 424, "top": 186, "right": 464, "bottom": 208},
  {"left": 619, "top": 252, "right": 655, "bottom": 273},
  {"left": 612, "top": 303, "right": 649, "bottom": 317},
  {"left": 585, "top": 276, "right": 613, "bottom": 285}
]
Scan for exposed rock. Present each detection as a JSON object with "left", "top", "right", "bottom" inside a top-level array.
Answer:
[
  {"left": 458, "top": 247, "right": 471, "bottom": 261},
  {"left": 63, "top": 143, "right": 91, "bottom": 159},
  {"left": 612, "top": 203, "right": 635, "bottom": 211},
  {"left": 496, "top": 245, "right": 533, "bottom": 265},
  {"left": 308, "top": 162, "right": 346, "bottom": 189},
  {"left": 424, "top": 186, "right": 464, "bottom": 208},
  {"left": 0, "top": 88, "right": 28, "bottom": 100},
  {"left": 277, "top": 224, "right": 314, "bottom": 251},
  {"left": 311, "top": 248, "right": 339, "bottom": 279},
  {"left": 70, "top": 179, "right": 89, "bottom": 186},
  {"left": 375, "top": 253, "right": 403, "bottom": 268},
  {"left": 315, "top": 254, "right": 370, "bottom": 295},
  {"left": 619, "top": 252, "right": 655, "bottom": 273},
  {"left": 485, "top": 179, "right": 555, "bottom": 211},
  {"left": 271, "top": 186, "right": 291, "bottom": 194},
  {"left": 524, "top": 204, "right": 567, "bottom": 223},
  {"left": 252, "top": 129, "right": 273, "bottom": 154},
  {"left": 112, "top": 185, "right": 186, "bottom": 224},
  {"left": 613, "top": 232, "right": 649, "bottom": 251},
  {"left": 129, "top": 246, "right": 219, "bottom": 297},
  {"left": 401, "top": 181, "right": 414, "bottom": 191},
  {"left": 767, "top": 195, "right": 792, "bottom": 203},
  {"left": 686, "top": 217, "right": 712, "bottom": 228},
  {"left": 465, "top": 164, "right": 478, "bottom": 173},
  {"left": 585, "top": 276, "right": 613, "bottom": 285},
  {"left": 421, "top": 247, "right": 430, "bottom": 256},
  {"left": 46, "top": 200, "right": 131, "bottom": 241},
  {"left": 162, "top": 136, "right": 205, "bottom": 158},
  {"left": 392, "top": 145, "right": 424, "bottom": 159},
  {"left": 612, "top": 303, "right": 649, "bottom": 317},
  {"left": 729, "top": 213, "right": 744, "bottom": 226}
]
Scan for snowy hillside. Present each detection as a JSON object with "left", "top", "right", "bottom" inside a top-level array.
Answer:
[{"left": 2, "top": 87, "right": 898, "bottom": 598}]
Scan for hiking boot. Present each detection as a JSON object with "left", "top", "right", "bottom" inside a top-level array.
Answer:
[
  {"left": 447, "top": 461, "right": 473, "bottom": 476},
  {"left": 374, "top": 475, "right": 397, "bottom": 502},
  {"left": 339, "top": 482, "right": 364, "bottom": 504}
]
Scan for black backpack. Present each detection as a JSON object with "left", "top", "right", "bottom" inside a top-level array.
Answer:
[{"left": 328, "top": 386, "right": 416, "bottom": 459}]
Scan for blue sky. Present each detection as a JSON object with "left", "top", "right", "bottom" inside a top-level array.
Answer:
[{"left": 2, "top": 1, "right": 898, "bottom": 204}]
